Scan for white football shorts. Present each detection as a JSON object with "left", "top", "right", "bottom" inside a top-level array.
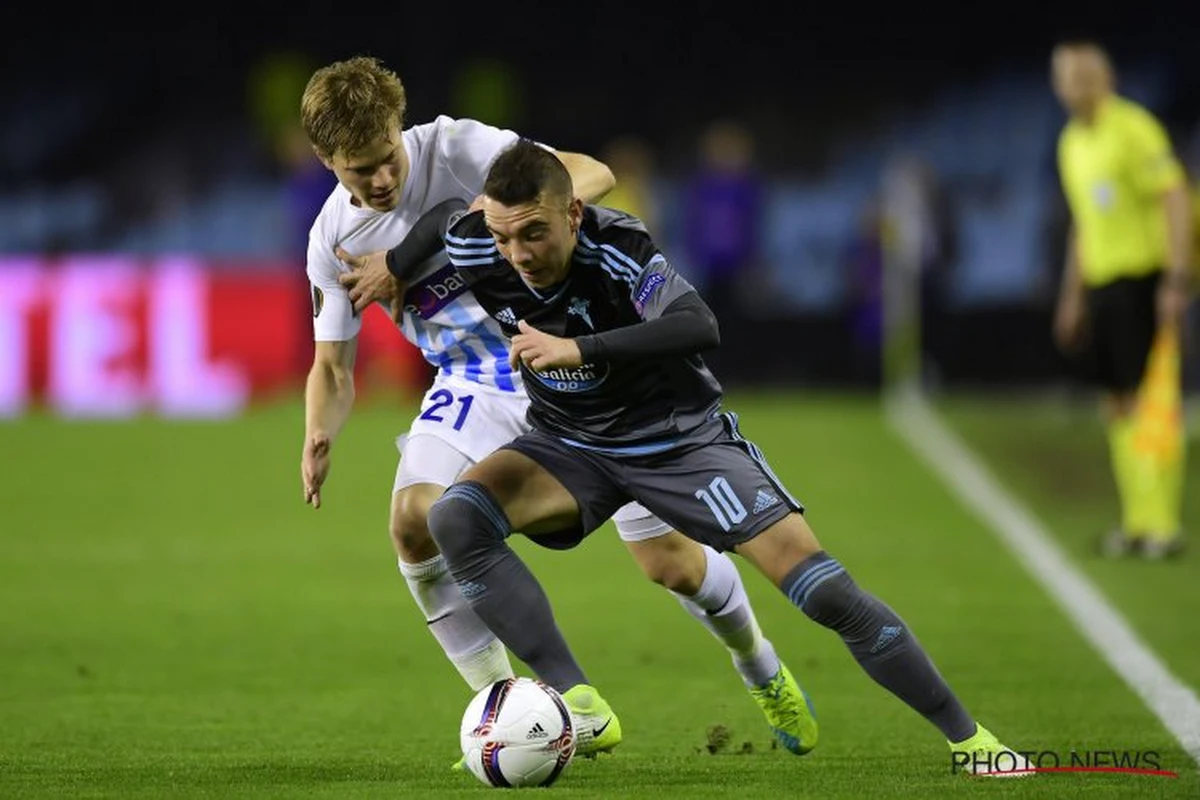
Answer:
[{"left": 393, "top": 374, "right": 672, "bottom": 542}]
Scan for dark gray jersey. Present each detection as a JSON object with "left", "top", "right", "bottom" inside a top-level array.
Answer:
[{"left": 445, "top": 205, "right": 724, "bottom": 452}]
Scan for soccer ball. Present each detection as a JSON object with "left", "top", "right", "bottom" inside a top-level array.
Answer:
[{"left": 460, "top": 677, "right": 575, "bottom": 788}]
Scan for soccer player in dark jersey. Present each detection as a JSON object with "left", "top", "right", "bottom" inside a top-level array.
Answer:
[{"left": 346, "top": 140, "right": 1027, "bottom": 775}]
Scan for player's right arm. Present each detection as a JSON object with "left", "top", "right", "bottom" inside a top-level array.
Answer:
[
  {"left": 1053, "top": 224, "right": 1086, "bottom": 352},
  {"left": 303, "top": 339, "right": 357, "bottom": 509},
  {"left": 303, "top": 229, "right": 365, "bottom": 509},
  {"left": 337, "top": 198, "right": 470, "bottom": 316},
  {"left": 1053, "top": 132, "right": 1087, "bottom": 353}
]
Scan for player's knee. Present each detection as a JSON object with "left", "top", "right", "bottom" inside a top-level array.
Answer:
[
  {"left": 645, "top": 558, "right": 703, "bottom": 594},
  {"left": 631, "top": 534, "right": 706, "bottom": 594},
  {"left": 735, "top": 513, "right": 821, "bottom": 587},
  {"left": 426, "top": 481, "right": 509, "bottom": 566},
  {"left": 390, "top": 486, "right": 441, "bottom": 562}
]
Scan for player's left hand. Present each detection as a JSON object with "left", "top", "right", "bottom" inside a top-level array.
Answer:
[
  {"left": 1156, "top": 275, "right": 1190, "bottom": 328},
  {"left": 509, "top": 320, "right": 583, "bottom": 371},
  {"left": 336, "top": 247, "right": 403, "bottom": 315}
]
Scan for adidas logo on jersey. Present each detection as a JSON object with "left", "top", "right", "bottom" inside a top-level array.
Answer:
[
  {"left": 526, "top": 722, "right": 548, "bottom": 740},
  {"left": 752, "top": 490, "right": 780, "bottom": 514},
  {"left": 495, "top": 307, "right": 517, "bottom": 326}
]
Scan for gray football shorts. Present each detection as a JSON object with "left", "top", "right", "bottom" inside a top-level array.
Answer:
[{"left": 500, "top": 411, "right": 804, "bottom": 552}]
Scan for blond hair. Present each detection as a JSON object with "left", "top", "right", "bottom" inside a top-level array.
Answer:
[{"left": 301, "top": 56, "right": 407, "bottom": 160}]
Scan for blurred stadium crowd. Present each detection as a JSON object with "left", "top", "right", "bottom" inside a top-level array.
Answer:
[{"left": 3, "top": 8, "right": 1199, "bottom": 391}]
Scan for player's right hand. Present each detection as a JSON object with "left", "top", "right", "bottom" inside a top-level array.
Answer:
[
  {"left": 302, "top": 434, "right": 332, "bottom": 509},
  {"left": 509, "top": 320, "right": 583, "bottom": 370},
  {"left": 336, "top": 247, "right": 402, "bottom": 315}
]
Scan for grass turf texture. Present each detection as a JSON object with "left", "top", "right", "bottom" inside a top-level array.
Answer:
[{"left": 1, "top": 392, "right": 1195, "bottom": 797}]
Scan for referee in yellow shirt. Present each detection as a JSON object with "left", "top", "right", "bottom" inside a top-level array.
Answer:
[{"left": 1052, "top": 40, "right": 1193, "bottom": 559}]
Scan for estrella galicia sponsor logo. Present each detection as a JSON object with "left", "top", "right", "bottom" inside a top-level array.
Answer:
[
  {"left": 311, "top": 285, "right": 324, "bottom": 318},
  {"left": 403, "top": 263, "right": 469, "bottom": 319},
  {"left": 531, "top": 363, "right": 609, "bottom": 393},
  {"left": 634, "top": 272, "right": 665, "bottom": 313}
]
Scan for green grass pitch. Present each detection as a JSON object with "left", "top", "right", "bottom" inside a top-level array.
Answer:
[{"left": 1, "top": 391, "right": 1196, "bottom": 797}]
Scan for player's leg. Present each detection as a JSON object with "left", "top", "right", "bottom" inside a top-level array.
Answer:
[
  {"left": 388, "top": 378, "right": 535, "bottom": 693},
  {"left": 617, "top": 507, "right": 784, "bottom": 689},
  {"left": 1087, "top": 279, "right": 1155, "bottom": 556},
  {"left": 625, "top": 413, "right": 1023, "bottom": 773},
  {"left": 390, "top": 436, "right": 513, "bottom": 693},
  {"left": 427, "top": 447, "right": 585, "bottom": 690},
  {"left": 618, "top": 514, "right": 812, "bottom": 753},
  {"left": 1108, "top": 273, "right": 1184, "bottom": 557},
  {"left": 699, "top": 412, "right": 1025, "bottom": 774},
  {"left": 735, "top": 512, "right": 1027, "bottom": 774},
  {"left": 1099, "top": 387, "right": 1144, "bottom": 556},
  {"left": 426, "top": 433, "right": 630, "bottom": 756},
  {"left": 734, "top": 513, "right": 979, "bottom": 735}
]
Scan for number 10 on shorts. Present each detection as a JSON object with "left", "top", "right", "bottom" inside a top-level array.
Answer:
[{"left": 695, "top": 476, "right": 747, "bottom": 531}]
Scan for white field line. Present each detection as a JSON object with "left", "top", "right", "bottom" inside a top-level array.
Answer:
[{"left": 885, "top": 387, "right": 1200, "bottom": 768}]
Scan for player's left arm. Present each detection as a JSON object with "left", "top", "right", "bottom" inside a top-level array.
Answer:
[
  {"left": 577, "top": 261, "right": 719, "bottom": 363},
  {"left": 1127, "top": 111, "right": 1193, "bottom": 312},
  {"left": 1162, "top": 185, "right": 1193, "bottom": 293},
  {"left": 554, "top": 151, "right": 616, "bottom": 204},
  {"left": 510, "top": 293, "right": 718, "bottom": 370},
  {"left": 509, "top": 257, "right": 720, "bottom": 371},
  {"left": 1162, "top": 188, "right": 1194, "bottom": 329}
]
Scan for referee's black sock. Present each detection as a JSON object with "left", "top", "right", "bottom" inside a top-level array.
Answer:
[
  {"left": 427, "top": 481, "right": 588, "bottom": 693},
  {"left": 780, "top": 551, "right": 977, "bottom": 742}
]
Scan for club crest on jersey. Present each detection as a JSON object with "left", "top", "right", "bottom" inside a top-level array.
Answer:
[
  {"left": 1091, "top": 180, "right": 1115, "bottom": 210},
  {"left": 531, "top": 363, "right": 609, "bottom": 393},
  {"left": 404, "top": 263, "right": 469, "bottom": 319},
  {"left": 567, "top": 297, "right": 594, "bottom": 330}
]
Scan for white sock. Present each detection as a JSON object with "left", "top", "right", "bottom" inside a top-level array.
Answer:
[
  {"left": 399, "top": 554, "right": 514, "bottom": 691},
  {"left": 675, "top": 545, "right": 780, "bottom": 687}
]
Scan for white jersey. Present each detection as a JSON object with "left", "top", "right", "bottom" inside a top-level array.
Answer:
[{"left": 307, "top": 115, "right": 522, "bottom": 393}]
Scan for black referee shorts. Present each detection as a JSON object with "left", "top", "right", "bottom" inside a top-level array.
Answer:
[{"left": 1073, "top": 271, "right": 1161, "bottom": 394}]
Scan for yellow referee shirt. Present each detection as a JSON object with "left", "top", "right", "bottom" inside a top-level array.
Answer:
[
  {"left": 1193, "top": 184, "right": 1200, "bottom": 281},
  {"left": 1057, "top": 95, "right": 1185, "bottom": 287}
]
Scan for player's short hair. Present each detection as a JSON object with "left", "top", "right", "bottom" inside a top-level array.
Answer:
[
  {"left": 301, "top": 56, "right": 406, "bottom": 160},
  {"left": 484, "top": 140, "right": 574, "bottom": 207},
  {"left": 1052, "top": 38, "right": 1113, "bottom": 66}
]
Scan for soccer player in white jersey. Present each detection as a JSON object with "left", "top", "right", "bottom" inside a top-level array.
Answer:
[{"left": 297, "top": 57, "right": 812, "bottom": 761}]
